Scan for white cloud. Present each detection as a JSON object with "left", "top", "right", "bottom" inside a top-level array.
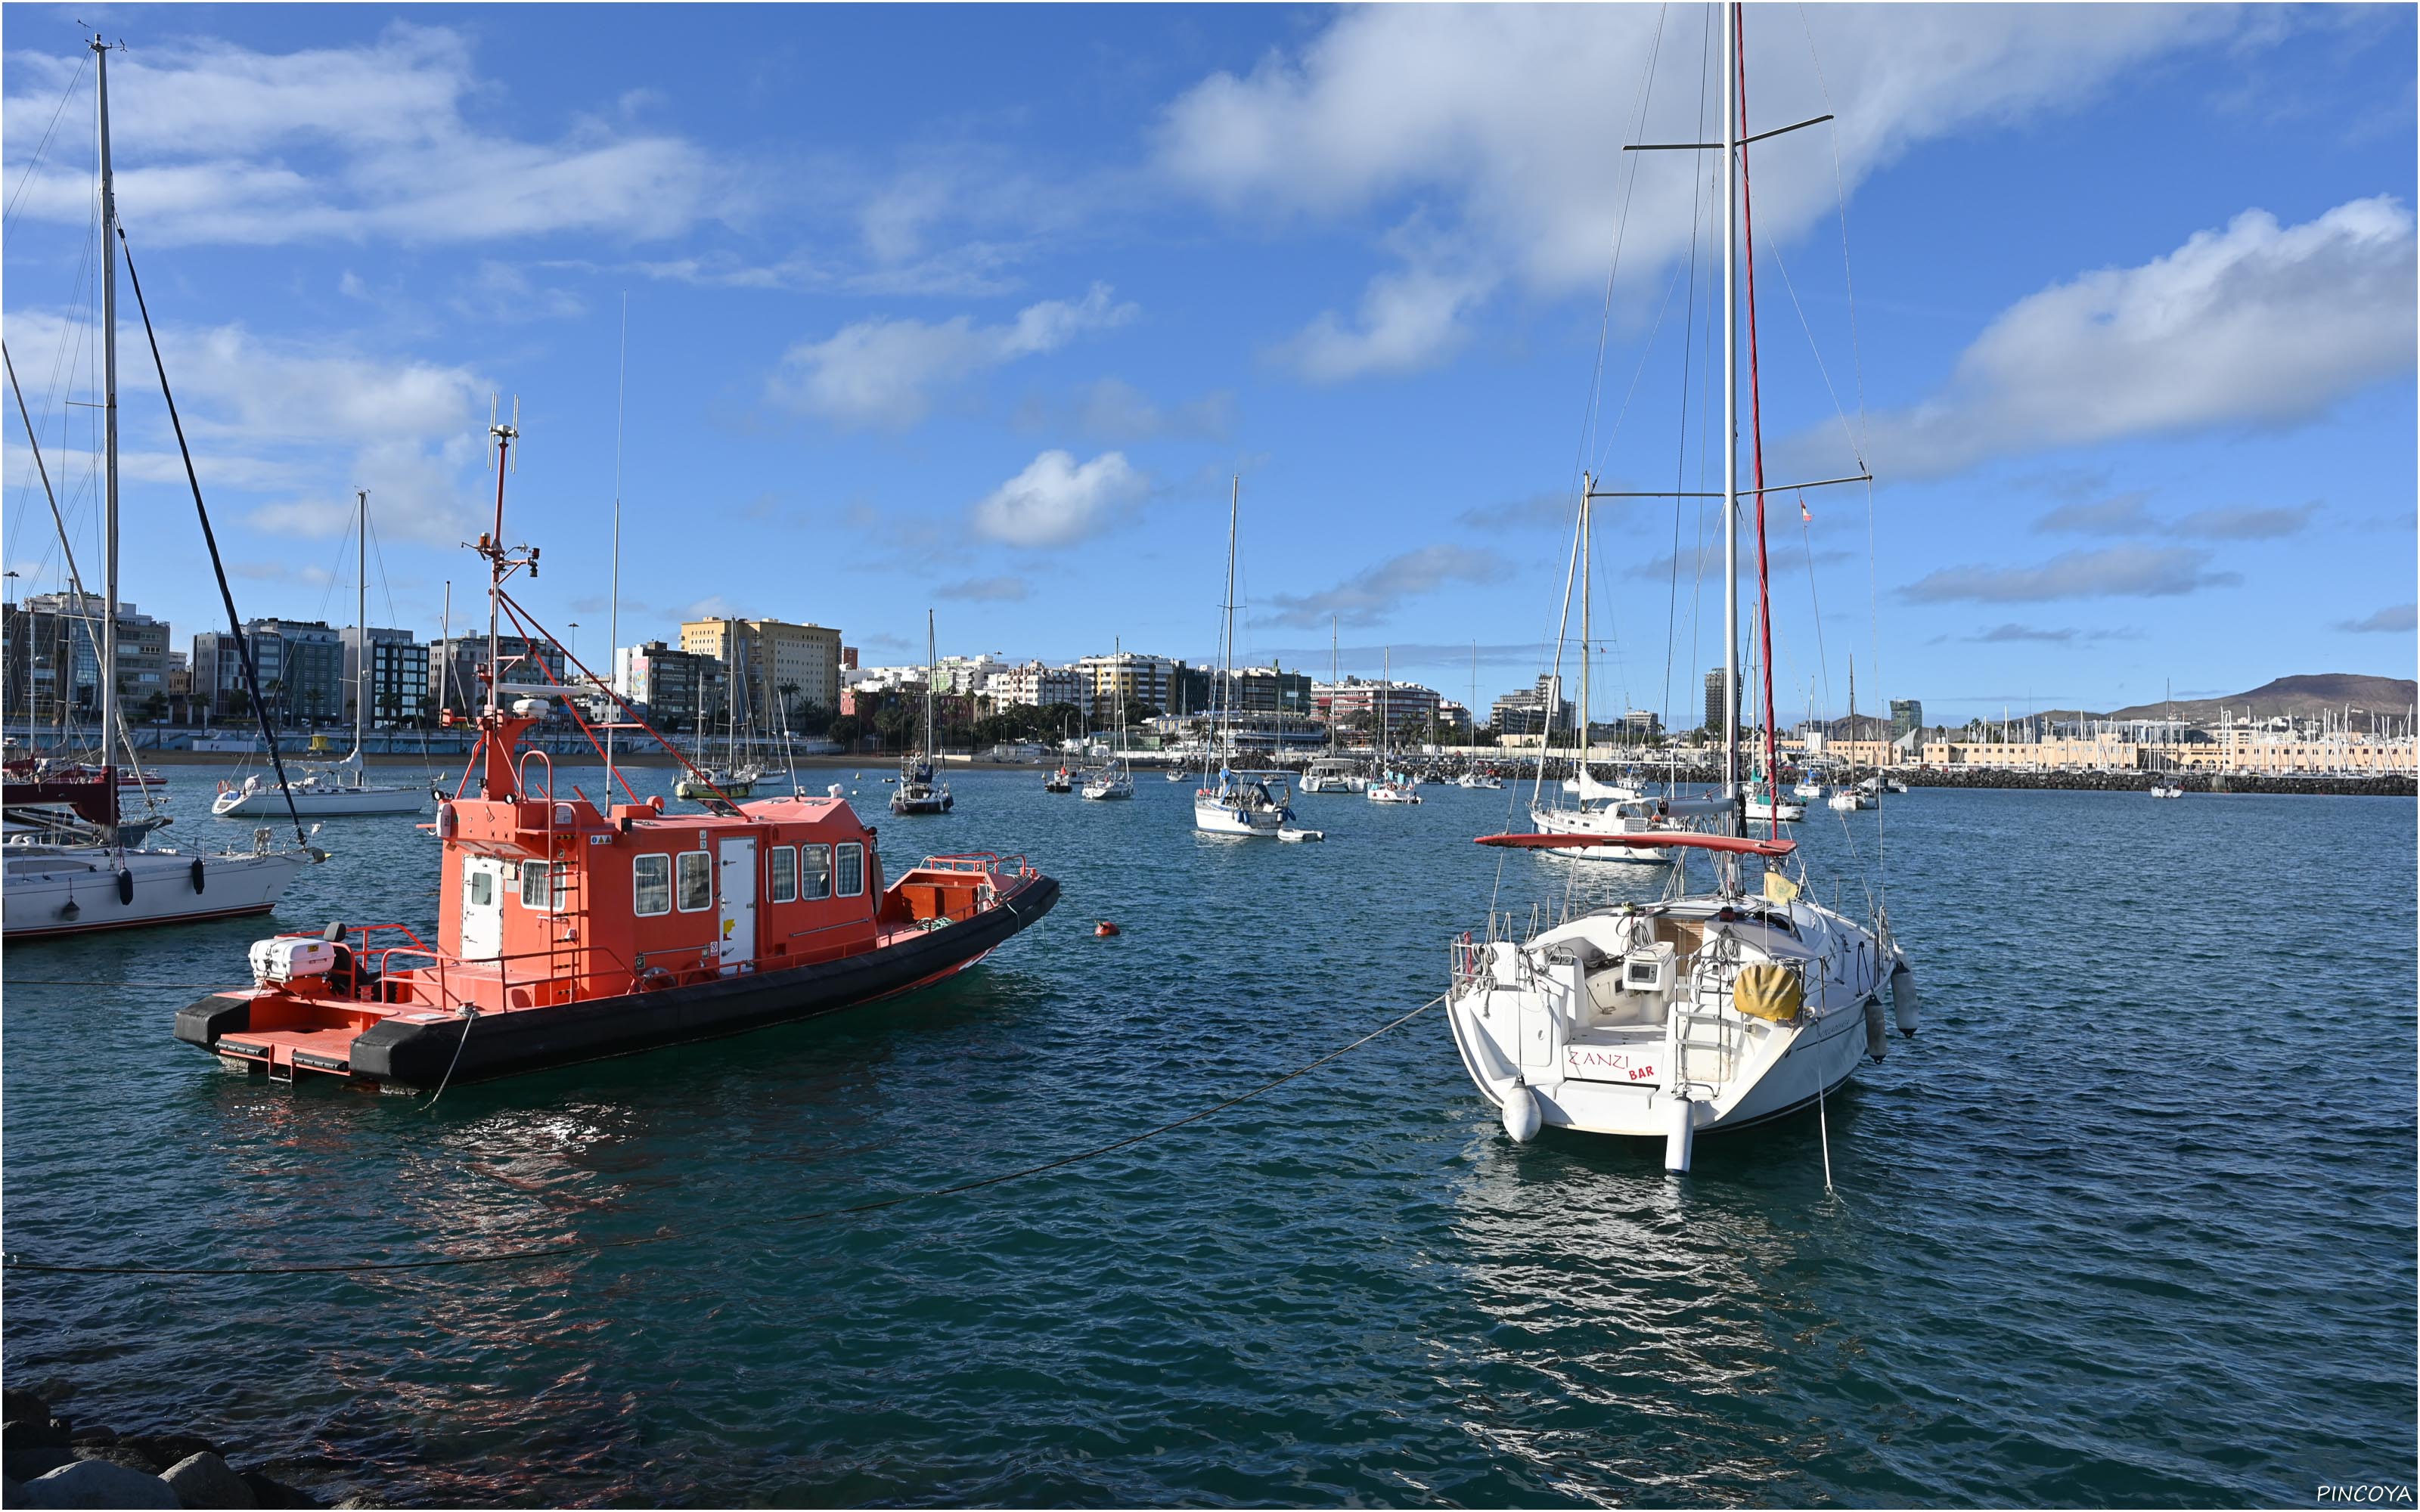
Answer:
[
  {"left": 2335, "top": 604, "right": 2417, "bottom": 634},
  {"left": 2, "top": 25, "right": 725, "bottom": 246},
  {"left": 1158, "top": 5, "right": 2254, "bottom": 378},
  {"left": 970, "top": 450, "right": 1150, "bottom": 547},
  {"left": 769, "top": 284, "right": 1137, "bottom": 429},
  {"left": 1015, "top": 378, "right": 1233, "bottom": 442},
  {"left": 1276, "top": 257, "right": 1497, "bottom": 383},
  {"left": 1900, "top": 545, "right": 2242, "bottom": 604},
  {"left": 1865, "top": 198, "right": 2417, "bottom": 477},
  {"left": 935, "top": 575, "right": 1032, "bottom": 603},
  {"left": 1265, "top": 544, "right": 1512, "bottom": 628}
]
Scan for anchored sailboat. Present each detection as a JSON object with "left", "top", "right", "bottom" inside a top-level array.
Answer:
[
  {"left": 1193, "top": 476, "right": 1294, "bottom": 837},
  {"left": 4, "top": 34, "right": 322, "bottom": 937},
  {"left": 213, "top": 489, "right": 427, "bottom": 816},
  {"left": 891, "top": 610, "right": 952, "bottom": 814},
  {"left": 1444, "top": 2, "right": 1917, "bottom": 1171}
]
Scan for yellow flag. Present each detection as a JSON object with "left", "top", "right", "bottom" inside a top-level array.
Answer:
[{"left": 1763, "top": 870, "right": 1801, "bottom": 903}]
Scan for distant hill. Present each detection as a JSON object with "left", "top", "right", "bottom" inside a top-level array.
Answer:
[{"left": 2105, "top": 674, "right": 2418, "bottom": 723}]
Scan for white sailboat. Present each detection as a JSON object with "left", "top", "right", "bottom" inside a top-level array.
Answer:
[
  {"left": 1081, "top": 637, "right": 1135, "bottom": 800},
  {"left": 213, "top": 489, "right": 427, "bottom": 816},
  {"left": 1194, "top": 476, "right": 1294, "bottom": 837},
  {"left": 1522, "top": 488, "right": 1717, "bottom": 860},
  {"left": 1445, "top": 3, "right": 1916, "bottom": 1171},
  {"left": 1366, "top": 649, "right": 1422, "bottom": 804},
  {"left": 5, "top": 36, "right": 320, "bottom": 937},
  {"left": 1302, "top": 617, "right": 1366, "bottom": 793},
  {"left": 891, "top": 609, "right": 953, "bottom": 814}
]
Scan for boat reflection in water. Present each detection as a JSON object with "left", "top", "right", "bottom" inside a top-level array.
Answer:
[{"left": 1441, "top": 1136, "right": 1870, "bottom": 1504}]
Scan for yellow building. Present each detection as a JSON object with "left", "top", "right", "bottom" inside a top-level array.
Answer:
[{"left": 680, "top": 617, "right": 842, "bottom": 728}]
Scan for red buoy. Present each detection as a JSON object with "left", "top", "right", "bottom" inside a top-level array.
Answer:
[{"left": 1095, "top": 920, "right": 1119, "bottom": 937}]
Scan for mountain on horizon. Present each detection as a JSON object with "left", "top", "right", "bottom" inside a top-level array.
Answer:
[{"left": 2103, "top": 674, "right": 2417, "bottom": 724}]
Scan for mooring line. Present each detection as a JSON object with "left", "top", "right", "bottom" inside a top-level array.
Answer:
[{"left": 4, "top": 993, "right": 1446, "bottom": 1278}]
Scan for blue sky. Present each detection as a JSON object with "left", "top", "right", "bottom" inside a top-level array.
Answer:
[{"left": 3, "top": 2, "right": 2412, "bottom": 725}]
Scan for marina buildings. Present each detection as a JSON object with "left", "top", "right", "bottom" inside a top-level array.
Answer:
[
  {"left": 681, "top": 616, "right": 844, "bottom": 727},
  {"left": 340, "top": 628, "right": 431, "bottom": 729},
  {"left": 614, "top": 640, "right": 714, "bottom": 732}
]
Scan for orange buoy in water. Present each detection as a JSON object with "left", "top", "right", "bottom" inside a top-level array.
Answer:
[{"left": 1095, "top": 920, "right": 1120, "bottom": 937}]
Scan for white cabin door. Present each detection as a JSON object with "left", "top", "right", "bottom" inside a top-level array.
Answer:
[
  {"left": 717, "top": 837, "right": 758, "bottom": 973},
  {"left": 461, "top": 857, "right": 507, "bottom": 960}
]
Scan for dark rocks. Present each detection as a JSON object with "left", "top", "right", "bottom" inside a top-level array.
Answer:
[
  {"left": 120, "top": 1436, "right": 223, "bottom": 1473},
  {"left": 2, "top": 1420, "right": 70, "bottom": 1452},
  {"left": 73, "top": 1440, "right": 167, "bottom": 1474},
  {"left": 0, "top": 1388, "right": 318, "bottom": 1510},
  {"left": 4, "top": 1448, "right": 79, "bottom": 1482},
  {"left": 160, "top": 1452, "right": 256, "bottom": 1510},
  {"left": 328, "top": 1495, "right": 388, "bottom": 1510},
  {"left": 17, "top": 1458, "right": 183, "bottom": 1508}
]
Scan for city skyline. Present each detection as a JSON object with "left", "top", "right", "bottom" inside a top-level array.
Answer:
[{"left": 2, "top": 5, "right": 2412, "bottom": 730}]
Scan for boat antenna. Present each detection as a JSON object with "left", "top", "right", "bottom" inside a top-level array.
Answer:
[{"left": 605, "top": 294, "right": 627, "bottom": 806}]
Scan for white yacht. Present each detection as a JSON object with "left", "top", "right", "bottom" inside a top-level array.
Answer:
[
  {"left": 213, "top": 491, "right": 426, "bottom": 818},
  {"left": 1081, "top": 636, "right": 1137, "bottom": 800},
  {"left": 5, "top": 41, "right": 322, "bottom": 936},
  {"left": 1192, "top": 477, "right": 1297, "bottom": 838},
  {"left": 1447, "top": 3, "right": 1914, "bottom": 1172},
  {"left": 1364, "top": 649, "right": 1423, "bottom": 804},
  {"left": 891, "top": 611, "right": 953, "bottom": 815},
  {"left": 1302, "top": 758, "right": 1366, "bottom": 795}
]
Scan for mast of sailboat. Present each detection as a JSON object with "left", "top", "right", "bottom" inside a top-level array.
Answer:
[
  {"left": 1720, "top": 0, "right": 1741, "bottom": 826},
  {"left": 95, "top": 32, "right": 121, "bottom": 811},
  {"left": 924, "top": 608, "right": 936, "bottom": 760},
  {"left": 351, "top": 488, "right": 368, "bottom": 774},
  {"left": 1380, "top": 647, "right": 1390, "bottom": 772},
  {"left": 606, "top": 293, "right": 627, "bottom": 804},
  {"left": 1330, "top": 615, "right": 1339, "bottom": 758},
  {"left": 1580, "top": 479, "right": 1592, "bottom": 795},
  {"left": 1218, "top": 474, "right": 1239, "bottom": 767}
]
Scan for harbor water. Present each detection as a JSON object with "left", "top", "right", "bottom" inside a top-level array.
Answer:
[{"left": 4, "top": 768, "right": 2412, "bottom": 1505}]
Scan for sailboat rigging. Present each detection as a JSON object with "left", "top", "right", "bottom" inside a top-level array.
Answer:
[{"left": 1444, "top": 1, "right": 1917, "bottom": 1171}]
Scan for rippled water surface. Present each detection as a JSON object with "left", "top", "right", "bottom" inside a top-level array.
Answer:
[{"left": 5, "top": 767, "right": 2413, "bottom": 1506}]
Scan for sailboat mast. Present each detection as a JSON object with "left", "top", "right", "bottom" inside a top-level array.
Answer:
[
  {"left": 1221, "top": 474, "right": 1239, "bottom": 756},
  {"left": 606, "top": 293, "right": 627, "bottom": 803},
  {"left": 1580, "top": 478, "right": 1592, "bottom": 786},
  {"left": 95, "top": 33, "right": 120, "bottom": 788},
  {"left": 353, "top": 488, "right": 368, "bottom": 767},
  {"left": 924, "top": 608, "right": 936, "bottom": 754},
  {"left": 1720, "top": 0, "right": 1740, "bottom": 815}
]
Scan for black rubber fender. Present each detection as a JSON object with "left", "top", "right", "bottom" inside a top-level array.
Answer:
[
  {"left": 116, "top": 867, "right": 134, "bottom": 905},
  {"left": 191, "top": 857, "right": 206, "bottom": 894}
]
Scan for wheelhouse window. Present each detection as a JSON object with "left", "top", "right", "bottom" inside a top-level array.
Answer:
[
  {"left": 634, "top": 854, "right": 672, "bottom": 916},
  {"left": 768, "top": 845, "right": 797, "bottom": 903},
  {"left": 467, "top": 868, "right": 493, "bottom": 907},
  {"left": 676, "top": 850, "right": 712, "bottom": 912},
  {"left": 520, "top": 860, "right": 567, "bottom": 911},
  {"left": 836, "top": 842, "right": 864, "bottom": 898},
  {"left": 800, "top": 844, "right": 831, "bottom": 900}
]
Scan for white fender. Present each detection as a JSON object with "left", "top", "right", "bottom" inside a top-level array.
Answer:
[
  {"left": 1863, "top": 996, "right": 1888, "bottom": 1060},
  {"left": 1500, "top": 1080, "right": 1542, "bottom": 1143},
  {"left": 1663, "top": 1093, "right": 1695, "bottom": 1174},
  {"left": 1891, "top": 962, "right": 1920, "bottom": 1037}
]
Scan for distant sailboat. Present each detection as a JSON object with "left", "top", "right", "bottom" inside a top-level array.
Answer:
[
  {"left": 892, "top": 609, "right": 953, "bottom": 814},
  {"left": 213, "top": 490, "right": 427, "bottom": 817}
]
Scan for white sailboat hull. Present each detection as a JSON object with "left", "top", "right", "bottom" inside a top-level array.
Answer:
[
  {"left": 213, "top": 782, "right": 426, "bottom": 817},
  {"left": 1444, "top": 897, "right": 1892, "bottom": 1147},
  {"left": 1193, "top": 794, "right": 1286, "bottom": 836},
  {"left": 1526, "top": 803, "right": 1675, "bottom": 863},
  {"left": 4, "top": 843, "right": 309, "bottom": 939}
]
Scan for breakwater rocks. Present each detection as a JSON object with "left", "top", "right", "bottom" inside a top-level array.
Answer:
[
  {"left": 2, "top": 1388, "right": 366, "bottom": 1510},
  {"left": 1896, "top": 768, "right": 2415, "bottom": 798}
]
